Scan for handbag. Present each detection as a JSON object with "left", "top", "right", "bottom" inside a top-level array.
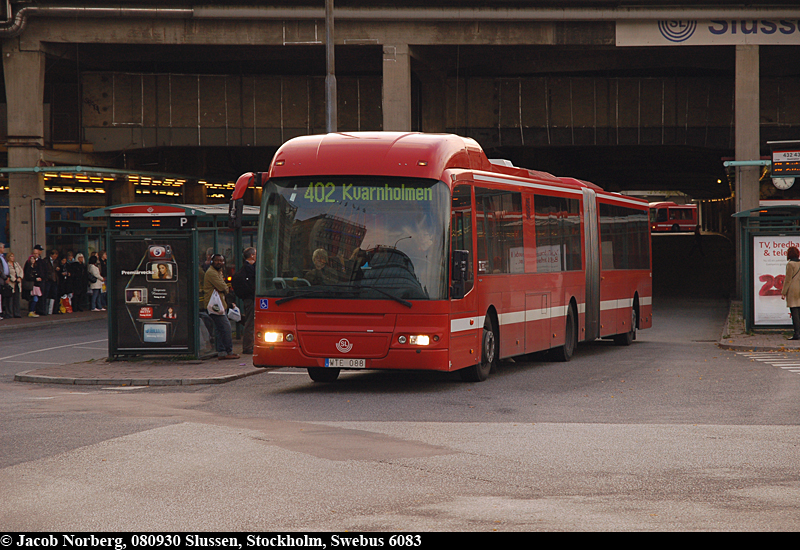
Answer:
[
  {"left": 227, "top": 304, "right": 241, "bottom": 322},
  {"left": 32, "top": 285, "right": 42, "bottom": 297},
  {"left": 207, "top": 289, "right": 224, "bottom": 315},
  {"left": 87, "top": 270, "right": 97, "bottom": 283}
]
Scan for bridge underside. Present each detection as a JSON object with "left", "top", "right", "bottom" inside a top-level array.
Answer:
[
  {"left": 16, "top": 40, "right": 795, "bottom": 201},
  {"left": 2, "top": 7, "right": 799, "bottom": 258}
]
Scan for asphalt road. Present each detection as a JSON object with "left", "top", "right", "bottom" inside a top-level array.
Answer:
[{"left": 1, "top": 298, "right": 800, "bottom": 531}]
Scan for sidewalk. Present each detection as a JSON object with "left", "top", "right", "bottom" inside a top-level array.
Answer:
[
  {"left": 717, "top": 301, "right": 800, "bottom": 352},
  {"left": 6, "top": 300, "right": 799, "bottom": 387},
  {"left": 3, "top": 310, "right": 266, "bottom": 386}
]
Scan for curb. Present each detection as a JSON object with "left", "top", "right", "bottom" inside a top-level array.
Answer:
[
  {"left": 14, "top": 367, "right": 267, "bottom": 386},
  {"left": 0, "top": 313, "right": 107, "bottom": 333}
]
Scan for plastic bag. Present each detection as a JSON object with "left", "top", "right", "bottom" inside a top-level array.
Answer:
[
  {"left": 227, "top": 304, "right": 241, "bottom": 323},
  {"left": 207, "top": 289, "right": 224, "bottom": 315}
]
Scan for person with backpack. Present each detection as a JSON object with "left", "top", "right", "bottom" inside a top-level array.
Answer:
[{"left": 232, "top": 247, "right": 256, "bottom": 355}]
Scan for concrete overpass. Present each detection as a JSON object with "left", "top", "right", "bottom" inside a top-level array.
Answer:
[{"left": 2, "top": 1, "right": 800, "bottom": 257}]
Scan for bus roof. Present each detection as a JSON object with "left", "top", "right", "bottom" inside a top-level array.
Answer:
[{"left": 255, "top": 132, "right": 620, "bottom": 199}]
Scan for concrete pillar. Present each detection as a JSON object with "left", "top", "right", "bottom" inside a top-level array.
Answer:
[
  {"left": 734, "top": 45, "right": 760, "bottom": 299},
  {"left": 415, "top": 67, "right": 447, "bottom": 133},
  {"left": 107, "top": 177, "right": 135, "bottom": 205},
  {"left": 183, "top": 180, "right": 207, "bottom": 204},
  {"left": 2, "top": 39, "right": 46, "bottom": 257},
  {"left": 382, "top": 44, "right": 412, "bottom": 132}
]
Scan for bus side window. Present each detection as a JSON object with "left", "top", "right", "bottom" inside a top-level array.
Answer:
[{"left": 451, "top": 185, "right": 474, "bottom": 296}]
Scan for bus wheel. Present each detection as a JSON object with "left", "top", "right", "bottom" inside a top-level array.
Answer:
[
  {"left": 307, "top": 367, "right": 340, "bottom": 382},
  {"left": 460, "top": 317, "right": 496, "bottom": 382},
  {"left": 552, "top": 305, "right": 577, "bottom": 362},
  {"left": 614, "top": 307, "right": 637, "bottom": 346},
  {"left": 671, "top": 224, "right": 680, "bottom": 232}
]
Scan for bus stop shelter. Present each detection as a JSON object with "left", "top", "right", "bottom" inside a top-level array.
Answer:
[
  {"left": 733, "top": 205, "right": 800, "bottom": 333},
  {"left": 85, "top": 203, "right": 259, "bottom": 359}
]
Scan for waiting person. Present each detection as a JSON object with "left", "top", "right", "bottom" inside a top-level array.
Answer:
[
  {"left": 40, "top": 249, "right": 59, "bottom": 315},
  {"left": 203, "top": 253, "right": 239, "bottom": 360},
  {"left": 781, "top": 245, "right": 800, "bottom": 341},
  {"left": 87, "top": 255, "right": 105, "bottom": 311},
  {"left": 99, "top": 250, "right": 108, "bottom": 309},
  {"left": 58, "top": 256, "right": 72, "bottom": 306},
  {"left": 0, "top": 242, "right": 9, "bottom": 318},
  {"left": 24, "top": 245, "right": 45, "bottom": 317},
  {"left": 69, "top": 253, "right": 89, "bottom": 312},
  {"left": 232, "top": 247, "right": 256, "bottom": 355},
  {"left": 5, "top": 252, "right": 24, "bottom": 318}
]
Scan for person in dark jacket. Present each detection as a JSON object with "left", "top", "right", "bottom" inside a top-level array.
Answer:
[
  {"left": 24, "top": 245, "right": 44, "bottom": 317},
  {"left": 39, "top": 249, "right": 59, "bottom": 315},
  {"left": 69, "top": 253, "right": 89, "bottom": 312},
  {"left": 232, "top": 247, "right": 257, "bottom": 355},
  {"left": 99, "top": 250, "right": 108, "bottom": 309}
]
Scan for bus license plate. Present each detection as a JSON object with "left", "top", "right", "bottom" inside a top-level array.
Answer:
[{"left": 326, "top": 358, "right": 366, "bottom": 368}]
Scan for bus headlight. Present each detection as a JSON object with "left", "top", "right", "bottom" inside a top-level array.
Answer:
[
  {"left": 409, "top": 335, "right": 430, "bottom": 346},
  {"left": 264, "top": 332, "right": 284, "bottom": 343}
]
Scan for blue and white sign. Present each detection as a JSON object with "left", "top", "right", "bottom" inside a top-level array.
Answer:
[
  {"left": 143, "top": 323, "right": 168, "bottom": 343},
  {"left": 617, "top": 20, "right": 800, "bottom": 46},
  {"left": 259, "top": 298, "right": 269, "bottom": 310}
]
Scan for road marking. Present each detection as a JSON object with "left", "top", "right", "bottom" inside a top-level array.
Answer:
[
  {"left": 737, "top": 351, "right": 800, "bottom": 376},
  {"left": 1, "top": 361, "right": 64, "bottom": 365},
  {"left": 0, "top": 339, "right": 108, "bottom": 362}
]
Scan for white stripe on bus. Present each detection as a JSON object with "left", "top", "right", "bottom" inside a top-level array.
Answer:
[{"left": 450, "top": 297, "right": 650, "bottom": 333}]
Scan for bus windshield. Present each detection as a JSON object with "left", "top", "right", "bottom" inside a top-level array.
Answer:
[{"left": 257, "top": 176, "right": 450, "bottom": 302}]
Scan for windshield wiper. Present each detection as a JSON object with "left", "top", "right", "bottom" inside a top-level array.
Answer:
[
  {"left": 275, "top": 288, "right": 335, "bottom": 305},
  {"left": 275, "top": 283, "right": 412, "bottom": 308},
  {"left": 359, "top": 285, "right": 412, "bottom": 308}
]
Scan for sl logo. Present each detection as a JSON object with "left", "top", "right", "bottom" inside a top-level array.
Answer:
[
  {"left": 658, "top": 20, "right": 697, "bottom": 43},
  {"left": 336, "top": 338, "right": 353, "bottom": 353}
]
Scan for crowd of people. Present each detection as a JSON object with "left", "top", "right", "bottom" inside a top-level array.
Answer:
[
  {"left": 0, "top": 242, "right": 107, "bottom": 319},
  {"left": 3, "top": 242, "right": 257, "bottom": 361},
  {"left": 201, "top": 246, "right": 256, "bottom": 360}
]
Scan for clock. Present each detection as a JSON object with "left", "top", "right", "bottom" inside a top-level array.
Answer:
[{"left": 772, "top": 177, "right": 795, "bottom": 190}]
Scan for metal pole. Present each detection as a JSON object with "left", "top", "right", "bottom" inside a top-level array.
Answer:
[{"left": 325, "top": 0, "right": 337, "bottom": 133}]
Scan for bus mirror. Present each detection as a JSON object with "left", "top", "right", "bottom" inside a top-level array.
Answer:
[
  {"left": 452, "top": 249, "right": 469, "bottom": 299},
  {"left": 228, "top": 198, "right": 243, "bottom": 229}
]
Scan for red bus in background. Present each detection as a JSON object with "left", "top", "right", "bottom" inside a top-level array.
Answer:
[
  {"left": 231, "top": 132, "right": 652, "bottom": 382},
  {"left": 649, "top": 201, "right": 698, "bottom": 232}
]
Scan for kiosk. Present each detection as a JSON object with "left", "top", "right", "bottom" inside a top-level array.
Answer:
[
  {"left": 85, "top": 203, "right": 259, "bottom": 359},
  {"left": 733, "top": 205, "right": 800, "bottom": 333}
]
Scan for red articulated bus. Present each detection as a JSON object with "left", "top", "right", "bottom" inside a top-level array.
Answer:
[
  {"left": 231, "top": 132, "right": 652, "bottom": 382},
  {"left": 649, "top": 201, "right": 698, "bottom": 232}
]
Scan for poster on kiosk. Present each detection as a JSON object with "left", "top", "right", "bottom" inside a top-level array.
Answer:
[
  {"left": 114, "top": 238, "right": 191, "bottom": 350},
  {"left": 753, "top": 235, "right": 798, "bottom": 326}
]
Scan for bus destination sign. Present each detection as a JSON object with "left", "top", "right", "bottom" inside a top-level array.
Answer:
[{"left": 771, "top": 148, "right": 800, "bottom": 177}]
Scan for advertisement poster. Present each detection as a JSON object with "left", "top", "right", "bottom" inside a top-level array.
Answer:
[
  {"left": 753, "top": 235, "right": 799, "bottom": 326},
  {"left": 114, "top": 238, "right": 191, "bottom": 350}
]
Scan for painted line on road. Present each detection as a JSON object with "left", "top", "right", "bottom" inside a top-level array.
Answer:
[
  {"left": 0, "top": 339, "right": 108, "bottom": 362},
  {"left": 736, "top": 351, "right": 800, "bottom": 376},
  {"left": 1, "top": 360, "right": 65, "bottom": 365}
]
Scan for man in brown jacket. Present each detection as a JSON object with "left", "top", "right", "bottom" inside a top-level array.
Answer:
[{"left": 203, "top": 254, "right": 239, "bottom": 360}]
